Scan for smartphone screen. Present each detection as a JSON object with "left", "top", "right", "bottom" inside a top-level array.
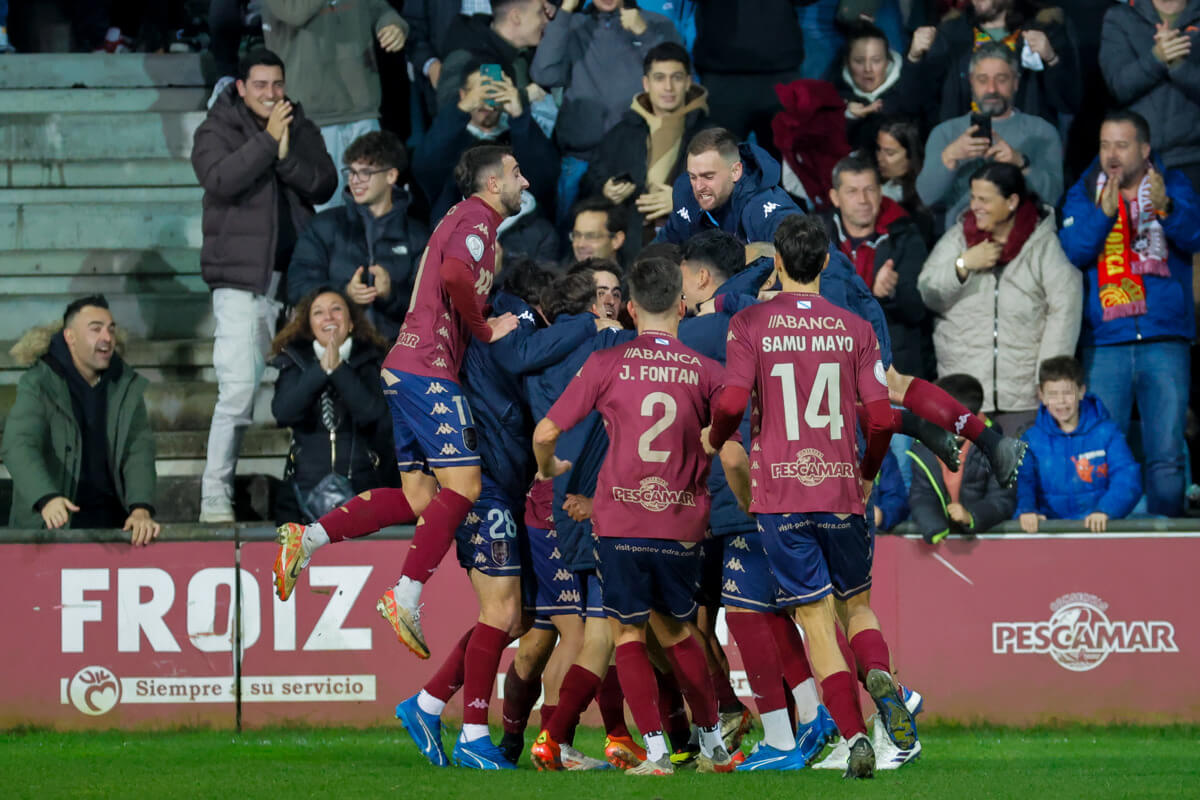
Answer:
[
  {"left": 969, "top": 112, "right": 992, "bottom": 143},
  {"left": 480, "top": 63, "right": 503, "bottom": 108}
]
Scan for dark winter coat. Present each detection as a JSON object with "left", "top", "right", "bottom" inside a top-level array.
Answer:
[
  {"left": 287, "top": 187, "right": 430, "bottom": 342},
  {"left": 192, "top": 85, "right": 337, "bottom": 294}
]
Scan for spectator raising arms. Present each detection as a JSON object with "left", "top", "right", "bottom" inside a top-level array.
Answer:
[
  {"left": 288, "top": 131, "right": 430, "bottom": 342},
  {"left": 271, "top": 289, "right": 399, "bottom": 524},
  {"left": 1058, "top": 110, "right": 1200, "bottom": 516},
  {"left": 1016, "top": 357, "right": 1142, "bottom": 533},
  {"left": 918, "top": 162, "right": 1080, "bottom": 433}
]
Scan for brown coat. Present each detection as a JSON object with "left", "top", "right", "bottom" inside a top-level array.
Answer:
[{"left": 191, "top": 84, "right": 337, "bottom": 294}]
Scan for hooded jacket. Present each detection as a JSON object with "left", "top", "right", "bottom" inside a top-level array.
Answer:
[
  {"left": 819, "top": 198, "right": 935, "bottom": 379},
  {"left": 261, "top": 0, "right": 407, "bottom": 126},
  {"left": 834, "top": 49, "right": 932, "bottom": 151},
  {"left": 286, "top": 186, "right": 430, "bottom": 342},
  {"left": 1, "top": 325, "right": 155, "bottom": 529},
  {"left": 1015, "top": 393, "right": 1142, "bottom": 521},
  {"left": 908, "top": 422, "right": 1016, "bottom": 542},
  {"left": 192, "top": 85, "right": 337, "bottom": 294},
  {"left": 581, "top": 86, "right": 712, "bottom": 251},
  {"left": 918, "top": 206, "right": 1082, "bottom": 412},
  {"left": 531, "top": 4, "right": 682, "bottom": 156},
  {"left": 1058, "top": 156, "right": 1200, "bottom": 346},
  {"left": 656, "top": 141, "right": 800, "bottom": 246},
  {"left": 1101, "top": 0, "right": 1200, "bottom": 169}
]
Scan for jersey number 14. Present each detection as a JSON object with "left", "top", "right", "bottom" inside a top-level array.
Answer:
[{"left": 769, "top": 362, "right": 844, "bottom": 441}]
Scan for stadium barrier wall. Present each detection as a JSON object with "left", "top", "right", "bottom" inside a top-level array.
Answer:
[{"left": 1, "top": 523, "right": 1196, "bottom": 729}]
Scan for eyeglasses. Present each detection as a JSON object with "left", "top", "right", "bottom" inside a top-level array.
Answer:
[
  {"left": 342, "top": 166, "right": 391, "bottom": 182},
  {"left": 569, "top": 231, "right": 614, "bottom": 242}
]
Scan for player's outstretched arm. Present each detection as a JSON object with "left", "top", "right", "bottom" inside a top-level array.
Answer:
[
  {"left": 532, "top": 418, "right": 572, "bottom": 479},
  {"left": 706, "top": 385, "right": 751, "bottom": 454},
  {"left": 719, "top": 441, "right": 752, "bottom": 513}
]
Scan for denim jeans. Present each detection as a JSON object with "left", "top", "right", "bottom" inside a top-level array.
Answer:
[{"left": 1083, "top": 340, "right": 1190, "bottom": 516}]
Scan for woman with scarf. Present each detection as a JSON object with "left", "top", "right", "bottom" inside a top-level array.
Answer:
[
  {"left": 271, "top": 288, "right": 398, "bottom": 524},
  {"left": 918, "top": 161, "right": 1081, "bottom": 435},
  {"left": 835, "top": 22, "right": 931, "bottom": 154}
]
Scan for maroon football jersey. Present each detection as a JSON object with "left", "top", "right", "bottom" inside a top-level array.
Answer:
[
  {"left": 383, "top": 196, "right": 500, "bottom": 381},
  {"left": 546, "top": 331, "right": 725, "bottom": 543},
  {"left": 724, "top": 292, "right": 889, "bottom": 515}
]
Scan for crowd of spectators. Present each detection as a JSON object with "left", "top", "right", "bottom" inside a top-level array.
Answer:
[{"left": 6, "top": 0, "right": 1200, "bottom": 537}]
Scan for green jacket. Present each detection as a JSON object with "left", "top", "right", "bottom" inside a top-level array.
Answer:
[
  {"left": 262, "top": 0, "right": 407, "bottom": 127},
  {"left": 1, "top": 335, "right": 156, "bottom": 529}
]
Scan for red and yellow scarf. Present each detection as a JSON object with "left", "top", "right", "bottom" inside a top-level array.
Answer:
[{"left": 1094, "top": 172, "right": 1168, "bottom": 321}]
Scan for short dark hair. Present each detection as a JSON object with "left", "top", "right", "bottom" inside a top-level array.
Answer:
[
  {"left": 343, "top": 130, "right": 408, "bottom": 174},
  {"left": 831, "top": 153, "right": 880, "bottom": 189},
  {"left": 628, "top": 257, "right": 681, "bottom": 314},
  {"left": 774, "top": 214, "right": 829, "bottom": 283},
  {"left": 63, "top": 295, "right": 110, "bottom": 327},
  {"left": 238, "top": 48, "right": 285, "bottom": 82},
  {"left": 1039, "top": 355, "right": 1085, "bottom": 388},
  {"left": 568, "top": 257, "right": 623, "bottom": 281},
  {"left": 686, "top": 127, "right": 740, "bottom": 162},
  {"left": 454, "top": 144, "right": 512, "bottom": 197},
  {"left": 680, "top": 230, "right": 743, "bottom": 283},
  {"left": 571, "top": 196, "right": 626, "bottom": 234},
  {"left": 844, "top": 21, "right": 890, "bottom": 63},
  {"left": 970, "top": 161, "right": 1030, "bottom": 203},
  {"left": 936, "top": 373, "right": 984, "bottom": 416},
  {"left": 543, "top": 270, "right": 597, "bottom": 321},
  {"left": 643, "top": 41, "right": 692, "bottom": 76},
  {"left": 634, "top": 242, "right": 682, "bottom": 265},
  {"left": 500, "top": 257, "right": 554, "bottom": 307},
  {"left": 1102, "top": 109, "right": 1152, "bottom": 145}
]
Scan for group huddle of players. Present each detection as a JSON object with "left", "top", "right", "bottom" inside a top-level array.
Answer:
[{"left": 270, "top": 141, "right": 1028, "bottom": 778}]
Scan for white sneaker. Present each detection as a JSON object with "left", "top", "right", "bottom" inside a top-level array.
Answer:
[
  {"left": 199, "top": 496, "right": 235, "bottom": 523},
  {"left": 207, "top": 75, "right": 235, "bottom": 109},
  {"left": 560, "top": 744, "right": 610, "bottom": 771},
  {"left": 812, "top": 737, "right": 850, "bottom": 770},
  {"left": 872, "top": 715, "right": 921, "bottom": 770}
]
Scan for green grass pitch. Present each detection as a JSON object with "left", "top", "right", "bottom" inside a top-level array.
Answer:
[{"left": 3, "top": 724, "right": 1197, "bottom": 799}]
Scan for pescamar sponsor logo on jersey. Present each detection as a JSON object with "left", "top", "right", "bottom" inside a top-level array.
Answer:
[
  {"left": 770, "top": 448, "right": 856, "bottom": 487},
  {"left": 611, "top": 476, "right": 696, "bottom": 512},
  {"left": 992, "top": 593, "right": 1178, "bottom": 672}
]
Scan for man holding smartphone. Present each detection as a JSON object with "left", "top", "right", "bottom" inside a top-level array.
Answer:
[{"left": 916, "top": 42, "right": 1064, "bottom": 230}]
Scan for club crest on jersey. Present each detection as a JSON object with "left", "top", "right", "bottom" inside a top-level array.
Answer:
[
  {"left": 771, "top": 448, "right": 856, "bottom": 487},
  {"left": 465, "top": 234, "right": 485, "bottom": 262},
  {"left": 875, "top": 360, "right": 887, "bottom": 386},
  {"left": 611, "top": 476, "right": 695, "bottom": 512}
]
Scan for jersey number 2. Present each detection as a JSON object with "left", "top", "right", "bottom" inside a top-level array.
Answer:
[
  {"left": 638, "top": 392, "right": 677, "bottom": 462},
  {"left": 769, "top": 362, "right": 844, "bottom": 441}
]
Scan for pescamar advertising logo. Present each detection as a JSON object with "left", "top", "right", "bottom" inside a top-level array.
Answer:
[{"left": 992, "top": 593, "right": 1178, "bottom": 671}]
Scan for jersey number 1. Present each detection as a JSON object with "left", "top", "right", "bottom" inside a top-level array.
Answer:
[{"left": 769, "top": 362, "right": 844, "bottom": 441}]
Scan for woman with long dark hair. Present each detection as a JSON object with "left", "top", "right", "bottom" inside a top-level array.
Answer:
[
  {"left": 875, "top": 116, "right": 936, "bottom": 244},
  {"left": 270, "top": 287, "right": 398, "bottom": 523},
  {"left": 917, "top": 161, "right": 1081, "bottom": 433}
]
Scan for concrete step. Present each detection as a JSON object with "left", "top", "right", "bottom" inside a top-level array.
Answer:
[
  {"left": 156, "top": 427, "right": 290, "bottom": 459},
  {"left": 0, "top": 291, "right": 212, "bottom": 339},
  {"left": 0, "top": 338, "right": 214, "bottom": 383},
  {"left": 0, "top": 54, "right": 205, "bottom": 90},
  {"left": 1, "top": 160, "right": 198, "bottom": 189},
  {"left": 0, "top": 203, "right": 202, "bottom": 250},
  {"left": 2, "top": 248, "right": 200, "bottom": 276},
  {"left": 0, "top": 112, "right": 205, "bottom": 161},
  {"left": 0, "top": 88, "right": 207, "bottom": 114},
  {"left": 0, "top": 379, "right": 277, "bottom": 431},
  {"left": 0, "top": 273, "right": 208, "bottom": 296},
  {"left": 0, "top": 187, "right": 203, "bottom": 204}
]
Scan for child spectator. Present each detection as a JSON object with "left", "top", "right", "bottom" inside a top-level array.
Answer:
[
  {"left": 908, "top": 373, "right": 1016, "bottom": 543},
  {"left": 1016, "top": 356, "right": 1142, "bottom": 533}
]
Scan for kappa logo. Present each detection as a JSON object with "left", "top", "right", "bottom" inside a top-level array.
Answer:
[
  {"left": 473, "top": 223, "right": 489, "bottom": 233},
  {"left": 954, "top": 413, "right": 972, "bottom": 435},
  {"left": 993, "top": 593, "right": 1178, "bottom": 672},
  {"left": 727, "top": 330, "right": 736, "bottom": 341},
  {"left": 466, "top": 512, "right": 482, "bottom": 525},
  {"left": 725, "top": 557, "right": 745, "bottom": 573},
  {"left": 437, "top": 327, "right": 450, "bottom": 338},
  {"left": 470, "top": 534, "right": 484, "bottom": 546},
  {"left": 436, "top": 423, "right": 456, "bottom": 435},
  {"left": 391, "top": 244, "right": 409, "bottom": 255},
  {"left": 67, "top": 665, "right": 121, "bottom": 715},
  {"left": 729, "top": 536, "right": 750, "bottom": 551},
  {"left": 474, "top": 552, "right": 487, "bottom": 564},
  {"left": 750, "top": 461, "right": 760, "bottom": 470},
  {"left": 553, "top": 569, "right": 573, "bottom": 582},
  {"left": 557, "top": 590, "right": 581, "bottom": 603},
  {"left": 771, "top": 448, "right": 856, "bottom": 486},
  {"left": 612, "top": 476, "right": 695, "bottom": 512},
  {"left": 474, "top": 269, "right": 493, "bottom": 295},
  {"left": 426, "top": 382, "right": 447, "bottom": 395},
  {"left": 676, "top": 207, "right": 691, "bottom": 222},
  {"left": 432, "top": 358, "right": 448, "bottom": 369},
  {"left": 752, "top": 441, "right": 762, "bottom": 452},
  {"left": 519, "top": 311, "right": 535, "bottom": 324},
  {"left": 432, "top": 402, "right": 452, "bottom": 415},
  {"left": 440, "top": 443, "right": 461, "bottom": 456},
  {"left": 550, "top": 547, "right": 562, "bottom": 559},
  {"left": 467, "top": 697, "right": 490, "bottom": 709},
  {"left": 441, "top": 312, "right": 451, "bottom": 321},
  {"left": 723, "top": 579, "right": 741, "bottom": 594},
  {"left": 763, "top": 201, "right": 780, "bottom": 217}
]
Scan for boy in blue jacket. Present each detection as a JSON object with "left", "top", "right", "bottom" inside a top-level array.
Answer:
[{"left": 1016, "top": 357, "right": 1142, "bottom": 533}]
